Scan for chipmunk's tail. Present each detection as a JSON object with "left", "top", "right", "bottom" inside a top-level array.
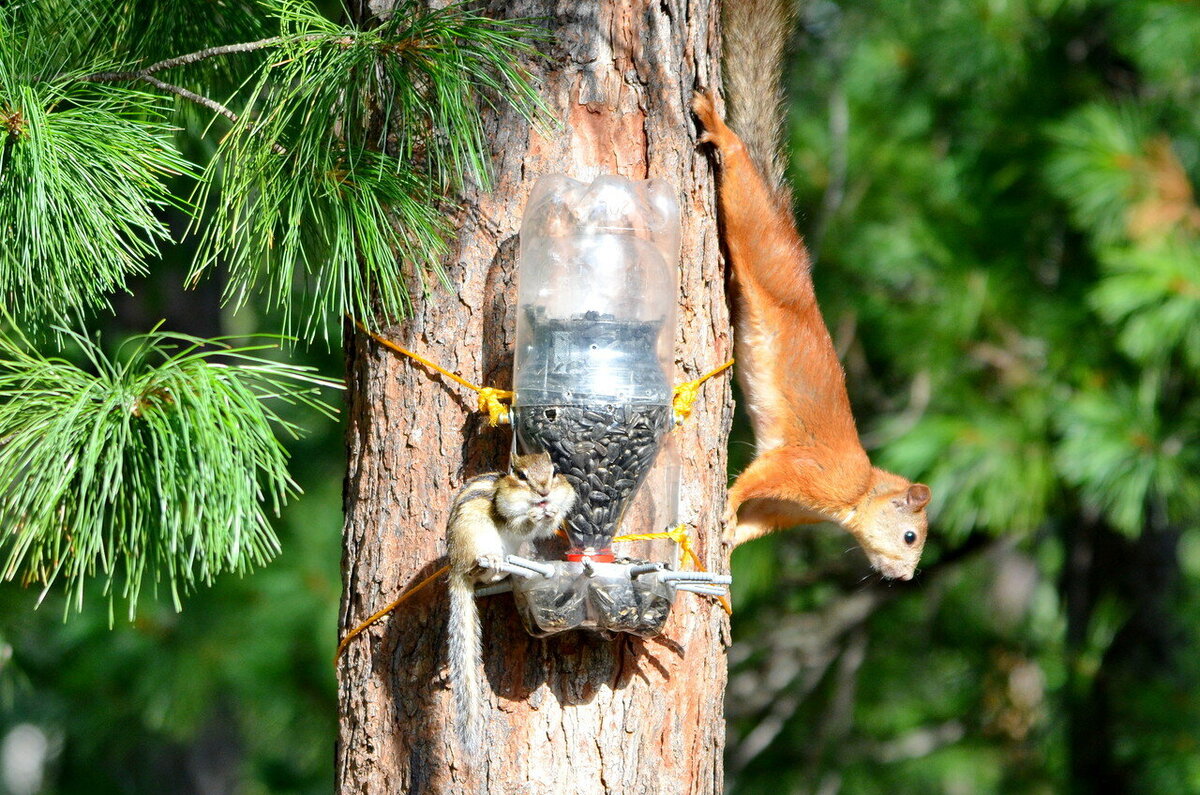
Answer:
[
  {"left": 721, "top": 0, "right": 796, "bottom": 192},
  {"left": 448, "top": 573, "right": 484, "bottom": 757}
]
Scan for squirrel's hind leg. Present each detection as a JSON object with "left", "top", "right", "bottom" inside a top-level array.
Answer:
[{"left": 692, "top": 91, "right": 743, "bottom": 153}]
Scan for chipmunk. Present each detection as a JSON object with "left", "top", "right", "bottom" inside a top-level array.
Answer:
[
  {"left": 446, "top": 452, "right": 575, "bottom": 756},
  {"left": 694, "top": 0, "right": 931, "bottom": 580}
]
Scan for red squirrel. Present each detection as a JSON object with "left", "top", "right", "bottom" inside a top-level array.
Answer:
[{"left": 694, "top": 2, "right": 930, "bottom": 580}]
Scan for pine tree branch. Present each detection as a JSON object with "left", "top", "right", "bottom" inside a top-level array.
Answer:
[
  {"left": 0, "top": 329, "right": 339, "bottom": 618},
  {"left": 71, "top": 33, "right": 361, "bottom": 156},
  {"left": 134, "top": 74, "right": 288, "bottom": 155},
  {"left": 50, "top": 2, "right": 551, "bottom": 338},
  {"left": 75, "top": 34, "right": 368, "bottom": 84},
  {"left": 137, "top": 75, "right": 239, "bottom": 124},
  {"left": 72, "top": 37, "right": 309, "bottom": 156},
  {"left": 78, "top": 36, "right": 293, "bottom": 82}
]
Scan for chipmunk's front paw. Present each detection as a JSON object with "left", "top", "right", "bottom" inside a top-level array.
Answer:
[{"left": 474, "top": 554, "right": 508, "bottom": 582}]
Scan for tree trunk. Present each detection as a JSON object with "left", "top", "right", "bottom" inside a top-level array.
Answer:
[{"left": 336, "top": 2, "right": 730, "bottom": 793}]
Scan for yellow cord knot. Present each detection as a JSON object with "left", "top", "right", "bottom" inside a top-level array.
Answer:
[
  {"left": 672, "top": 381, "right": 702, "bottom": 425},
  {"left": 672, "top": 358, "right": 734, "bottom": 426},
  {"left": 612, "top": 524, "right": 699, "bottom": 568},
  {"left": 664, "top": 524, "right": 699, "bottom": 568},
  {"left": 357, "top": 321, "right": 514, "bottom": 425},
  {"left": 477, "top": 387, "right": 513, "bottom": 426}
]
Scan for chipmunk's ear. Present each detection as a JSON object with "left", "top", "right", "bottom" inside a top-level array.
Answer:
[{"left": 905, "top": 484, "right": 931, "bottom": 511}]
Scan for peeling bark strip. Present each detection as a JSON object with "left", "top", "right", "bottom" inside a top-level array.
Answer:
[{"left": 336, "top": 1, "right": 730, "bottom": 792}]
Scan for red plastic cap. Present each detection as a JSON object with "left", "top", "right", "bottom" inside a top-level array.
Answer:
[{"left": 565, "top": 548, "right": 615, "bottom": 563}]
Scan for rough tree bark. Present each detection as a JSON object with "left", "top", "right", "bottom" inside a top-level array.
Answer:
[{"left": 336, "top": 2, "right": 730, "bottom": 792}]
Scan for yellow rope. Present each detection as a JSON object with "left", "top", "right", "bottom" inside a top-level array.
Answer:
[
  {"left": 356, "top": 321, "right": 513, "bottom": 426},
  {"left": 672, "top": 358, "right": 734, "bottom": 425},
  {"left": 359, "top": 321, "right": 731, "bottom": 428},
  {"left": 337, "top": 523, "right": 731, "bottom": 663},
  {"left": 350, "top": 325, "right": 734, "bottom": 619},
  {"left": 614, "top": 524, "right": 701, "bottom": 569},
  {"left": 476, "top": 387, "right": 514, "bottom": 427},
  {"left": 613, "top": 524, "right": 733, "bottom": 615},
  {"left": 334, "top": 564, "right": 450, "bottom": 665}
]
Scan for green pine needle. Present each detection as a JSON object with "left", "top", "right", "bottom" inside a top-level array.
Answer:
[
  {"left": 189, "top": 0, "right": 550, "bottom": 337},
  {"left": 1045, "top": 103, "right": 1148, "bottom": 246},
  {"left": 192, "top": 139, "right": 451, "bottom": 339},
  {"left": 876, "top": 408, "right": 1056, "bottom": 538},
  {"left": 0, "top": 327, "right": 340, "bottom": 618},
  {"left": 98, "top": 0, "right": 274, "bottom": 81},
  {"left": 1, "top": 6, "right": 197, "bottom": 326}
]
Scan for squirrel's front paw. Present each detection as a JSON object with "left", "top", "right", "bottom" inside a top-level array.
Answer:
[{"left": 721, "top": 504, "right": 738, "bottom": 541}]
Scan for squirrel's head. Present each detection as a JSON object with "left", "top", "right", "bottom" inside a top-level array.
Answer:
[{"left": 845, "top": 469, "right": 931, "bottom": 581}]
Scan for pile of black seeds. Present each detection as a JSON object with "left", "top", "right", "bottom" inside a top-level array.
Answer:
[
  {"left": 629, "top": 585, "right": 673, "bottom": 637},
  {"left": 514, "top": 584, "right": 587, "bottom": 638},
  {"left": 515, "top": 403, "right": 671, "bottom": 550},
  {"left": 588, "top": 578, "right": 637, "bottom": 627},
  {"left": 589, "top": 578, "right": 673, "bottom": 636}
]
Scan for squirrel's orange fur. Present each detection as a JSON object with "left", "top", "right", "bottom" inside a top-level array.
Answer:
[{"left": 693, "top": 92, "right": 931, "bottom": 580}]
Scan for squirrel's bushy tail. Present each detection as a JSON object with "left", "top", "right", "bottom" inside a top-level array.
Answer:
[
  {"left": 448, "top": 575, "right": 483, "bottom": 756},
  {"left": 721, "top": 0, "right": 796, "bottom": 192}
]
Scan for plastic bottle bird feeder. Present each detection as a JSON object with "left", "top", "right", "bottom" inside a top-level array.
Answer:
[
  {"left": 498, "top": 175, "right": 730, "bottom": 637},
  {"left": 512, "top": 175, "right": 679, "bottom": 559}
]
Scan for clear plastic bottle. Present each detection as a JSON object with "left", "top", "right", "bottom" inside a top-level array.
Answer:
[{"left": 512, "top": 175, "right": 680, "bottom": 560}]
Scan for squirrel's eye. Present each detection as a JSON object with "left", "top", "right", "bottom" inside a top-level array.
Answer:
[
  {"left": 903, "top": 530, "right": 917, "bottom": 545},
  {"left": 515, "top": 470, "right": 528, "bottom": 482}
]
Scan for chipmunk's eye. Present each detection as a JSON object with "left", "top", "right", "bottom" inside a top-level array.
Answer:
[
  {"left": 515, "top": 470, "right": 528, "bottom": 482},
  {"left": 903, "top": 530, "right": 917, "bottom": 545}
]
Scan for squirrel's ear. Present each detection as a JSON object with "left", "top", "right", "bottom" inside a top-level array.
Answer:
[{"left": 905, "top": 484, "right": 931, "bottom": 511}]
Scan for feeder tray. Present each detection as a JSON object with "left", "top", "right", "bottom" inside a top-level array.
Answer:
[
  {"left": 503, "top": 558, "right": 730, "bottom": 638},
  {"left": 512, "top": 560, "right": 675, "bottom": 637}
]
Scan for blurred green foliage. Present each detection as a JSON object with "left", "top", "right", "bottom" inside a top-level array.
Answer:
[
  {"left": 0, "top": 0, "right": 527, "bottom": 790},
  {"left": 0, "top": 0, "right": 348, "bottom": 788},
  {"left": 728, "top": 0, "right": 1200, "bottom": 792},
  {"left": 0, "top": 424, "right": 342, "bottom": 793}
]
